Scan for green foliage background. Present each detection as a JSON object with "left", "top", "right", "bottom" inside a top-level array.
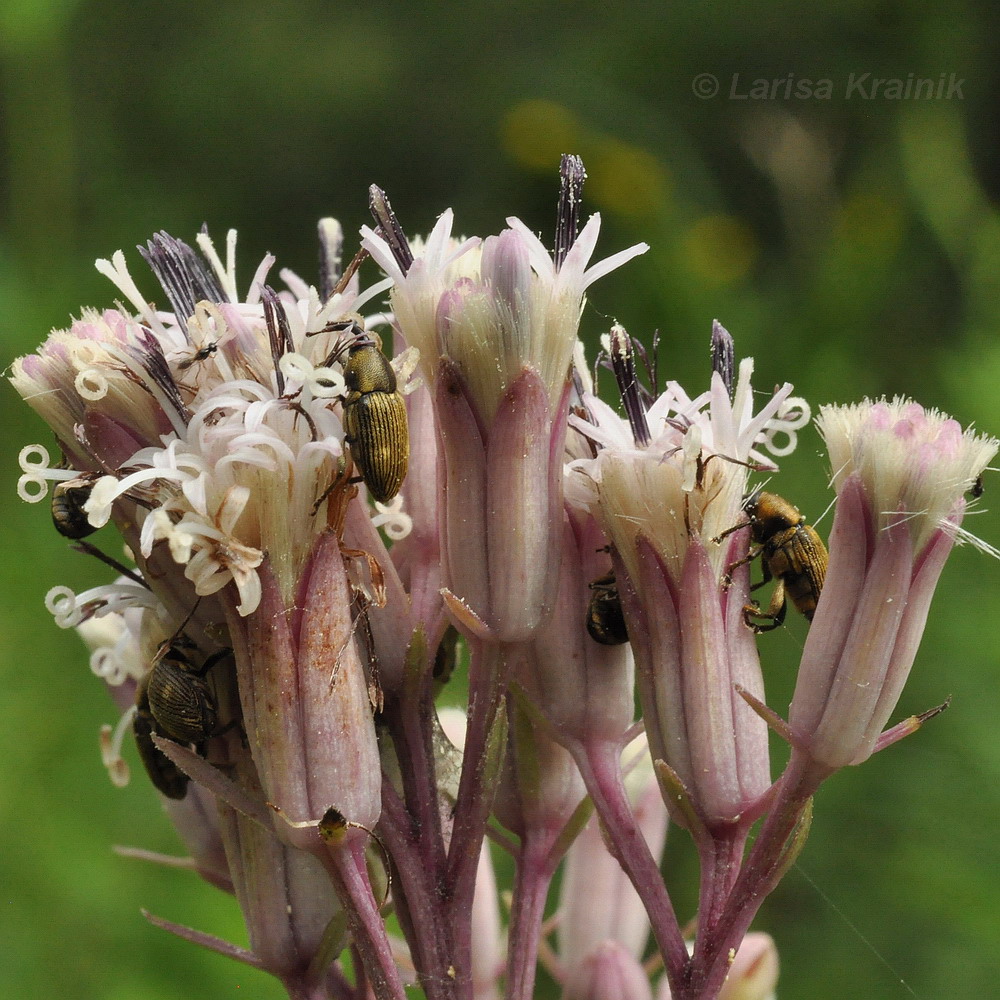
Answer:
[{"left": 2, "top": 3, "right": 999, "bottom": 997}]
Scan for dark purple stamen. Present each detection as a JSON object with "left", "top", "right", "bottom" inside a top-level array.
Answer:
[
  {"left": 127, "top": 328, "right": 190, "bottom": 424},
  {"left": 609, "top": 325, "right": 650, "bottom": 446},
  {"left": 261, "top": 286, "right": 294, "bottom": 397},
  {"left": 596, "top": 328, "right": 659, "bottom": 409},
  {"left": 369, "top": 186, "right": 414, "bottom": 274},
  {"left": 139, "top": 232, "right": 229, "bottom": 338},
  {"left": 555, "top": 154, "right": 586, "bottom": 270},
  {"left": 711, "top": 320, "right": 736, "bottom": 401}
]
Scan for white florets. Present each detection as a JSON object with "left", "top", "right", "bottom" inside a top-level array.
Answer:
[
  {"left": 13, "top": 230, "right": 414, "bottom": 617},
  {"left": 566, "top": 357, "right": 809, "bottom": 582},
  {"left": 361, "top": 209, "right": 649, "bottom": 423}
]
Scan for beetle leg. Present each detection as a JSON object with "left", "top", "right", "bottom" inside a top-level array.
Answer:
[
  {"left": 723, "top": 543, "right": 763, "bottom": 589},
  {"left": 196, "top": 717, "right": 243, "bottom": 753},
  {"left": 743, "top": 579, "right": 787, "bottom": 633},
  {"left": 191, "top": 647, "right": 232, "bottom": 678}
]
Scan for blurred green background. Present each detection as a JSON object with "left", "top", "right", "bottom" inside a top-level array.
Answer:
[{"left": 3, "top": 2, "right": 999, "bottom": 997}]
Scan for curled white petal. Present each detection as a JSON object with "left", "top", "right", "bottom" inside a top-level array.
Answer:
[
  {"left": 18, "top": 474, "right": 49, "bottom": 502},
  {"left": 75, "top": 369, "right": 109, "bottom": 400},
  {"left": 371, "top": 496, "right": 413, "bottom": 541},
  {"left": 46, "top": 585, "right": 82, "bottom": 628}
]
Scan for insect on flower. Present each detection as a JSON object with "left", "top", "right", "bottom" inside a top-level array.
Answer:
[
  {"left": 586, "top": 571, "right": 629, "bottom": 646},
  {"left": 722, "top": 489, "right": 829, "bottom": 632},
  {"left": 133, "top": 638, "right": 231, "bottom": 799},
  {"left": 51, "top": 478, "right": 98, "bottom": 539},
  {"left": 132, "top": 698, "right": 189, "bottom": 799},
  {"left": 176, "top": 341, "right": 219, "bottom": 371},
  {"left": 323, "top": 320, "right": 409, "bottom": 504}
]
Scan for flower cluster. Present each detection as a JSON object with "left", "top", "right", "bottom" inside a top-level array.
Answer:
[{"left": 10, "top": 157, "right": 996, "bottom": 1000}]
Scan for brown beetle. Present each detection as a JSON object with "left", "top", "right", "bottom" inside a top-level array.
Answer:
[
  {"left": 132, "top": 693, "right": 189, "bottom": 800},
  {"left": 726, "top": 489, "right": 828, "bottom": 633},
  {"left": 341, "top": 336, "right": 409, "bottom": 504}
]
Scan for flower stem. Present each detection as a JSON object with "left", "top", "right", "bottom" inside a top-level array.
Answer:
[
  {"left": 377, "top": 781, "right": 458, "bottom": 1000},
  {"left": 322, "top": 834, "right": 409, "bottom": 1000},
  {"left": 447, "top": 640, "right": 515, "bottom": 981},
  {"left": 681, "top": 751, "right": 830, "bottom": 999},
  {"left": 694, "top": 824, "right": 747, "bottom": 941},
  {"left": 392, "top": 672, "right": 448, "bottom": 875},
  {"left": 504, "top": 833, "right": 556, "bottom": 1000},
  {"left": 572, "top": 740, "right": 689, "bottom": 990}
]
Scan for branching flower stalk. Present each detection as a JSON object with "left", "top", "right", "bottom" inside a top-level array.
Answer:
[{"left": 10, "top": 157, "right": 997, "bottom": 1000}]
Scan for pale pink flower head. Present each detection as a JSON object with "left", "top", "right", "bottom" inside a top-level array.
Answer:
[
  {"left": 12, "top": 227, "right": 403, "bottom": 617},
  {"left": 790, "top": 397, "right": 998, "bottom": 769},
  {"left": 12, "top": 226, "right": 393, "bottom": 834},
  {"left": 361, "top": 159, "right": 649, "bottom": 640},
  {"left": 568, "top": 323, "right": 809, "bottom": 826}
]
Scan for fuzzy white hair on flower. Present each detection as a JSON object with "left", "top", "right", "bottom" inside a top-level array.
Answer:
[{"left": 817, "top": 396, "right": 999, "bottom": 555}]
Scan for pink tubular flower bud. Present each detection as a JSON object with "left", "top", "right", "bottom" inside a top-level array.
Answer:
[
  {"left": 226, "top": 532, "right": 381, "bottom": 836},
  {"left": 790, "top": 399, "right": 998, "bottom": 769},
  {"left": 432, "top": 360, "right": 567, "bottom": 640},
  {"left": 217, "top": 804, "right": 342, "bottom": 981},
  {"left": 521, "top": 504, "right": 635, "bottom": 744},
  {"left": 563, "top": 940, "right": 655, "bottom": 1000},
  {"left": 569, "top": 333, "right": 808, "bottom": 826},
  {"left": 362, "top": 193, "right": 648, "bottom": 641}
]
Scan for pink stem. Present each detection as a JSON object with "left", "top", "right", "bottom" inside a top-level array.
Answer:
[
  {"left": 681, "top": 751, "right": 830, "bottom": 999},
  {"left": 572, "top": 740, "right": 689, "bottom": 989},
  {"left": 504, "top": 832, "right": 557, "bottom": 1000},
  {"left": 695, "top": 825, "right": 748, "bottom": 941},
  {"left": 391, "top": 678, "right": 448, "bottom": 875},
  {"left": 321, "top": 835, "right": 409, "bottom": 1000},
  {"left": 377, "top": 781, "right": 458, "bottom": 1000},
  {"left": 447, "top": 640, "right": 514, "bottom": 987}
]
